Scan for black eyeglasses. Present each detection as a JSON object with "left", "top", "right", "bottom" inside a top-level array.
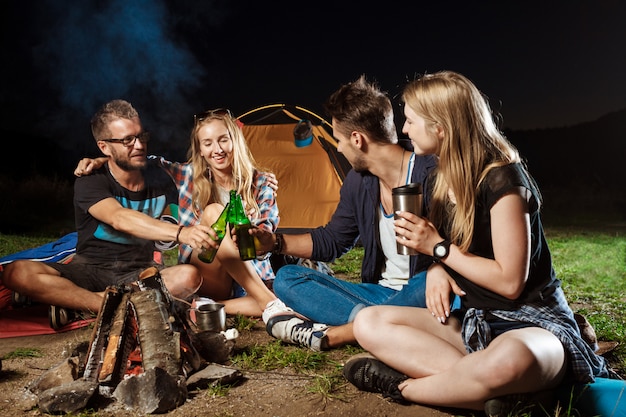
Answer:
[
  {"left": 193, "top": 108, "right": 233, "bottom": 123},
  {"left": 100, "top": 132, "right": 150, "bottom": 147}
]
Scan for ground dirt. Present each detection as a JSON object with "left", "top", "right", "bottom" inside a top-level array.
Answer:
[{"left": 0, "top": 319, "right": 466, "bottom": 417}]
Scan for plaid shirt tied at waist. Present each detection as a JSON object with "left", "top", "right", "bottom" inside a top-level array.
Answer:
[{"left": 461, "top": 286, "right": 608, "bottom": 383}]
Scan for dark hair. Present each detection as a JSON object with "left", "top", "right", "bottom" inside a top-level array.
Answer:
[{"left": 324, "top": 75, "right": 397, "bottom": 144}]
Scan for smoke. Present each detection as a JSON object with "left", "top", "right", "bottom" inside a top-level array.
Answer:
[{"left": 6, "top": 0, "right": 228, "bottom": 165}]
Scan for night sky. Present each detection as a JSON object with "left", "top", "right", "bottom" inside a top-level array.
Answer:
[{"left": 2, "top": 0, "right": 625, "bottom": 165}]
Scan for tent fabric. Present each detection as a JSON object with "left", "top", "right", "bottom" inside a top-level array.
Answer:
[{"left": 238, "top": 104, "right": 350, "bottom": 233}]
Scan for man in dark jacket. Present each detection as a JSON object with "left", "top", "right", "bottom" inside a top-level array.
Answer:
[{"left": 254, "top": 76, "right": 457, "bottom": 351}]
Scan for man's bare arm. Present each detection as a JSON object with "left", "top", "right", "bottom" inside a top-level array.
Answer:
[{"left": 89, "top": 197, "right": 215, "bottom": 250}]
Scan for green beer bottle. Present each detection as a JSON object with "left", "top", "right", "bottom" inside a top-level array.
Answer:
[
  {"left": 228, "top": 190, "right": 256, "bottom": 261},
  {"left": 197, "top": 203, "right": 230, "bottom": 263}
]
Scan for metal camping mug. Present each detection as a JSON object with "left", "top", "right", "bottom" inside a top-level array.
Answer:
[
  {"left": 392, "top": 183, "right": 423, "bottom": 255},
  {"left": 186, "top": 303, "right": 226, "bottom": 332}
]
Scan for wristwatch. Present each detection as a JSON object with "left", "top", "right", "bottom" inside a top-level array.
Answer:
[{"left": 433, "top": 240, "right": 451, "bottom": 263}]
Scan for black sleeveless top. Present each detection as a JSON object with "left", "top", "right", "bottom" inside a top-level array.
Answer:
[{"left": 441, "top": 163, "right": 559, "bottom": 312}]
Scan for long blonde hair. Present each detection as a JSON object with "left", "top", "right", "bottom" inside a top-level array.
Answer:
[
  {"left": 188, "top": 111, "right": 261, "bottom": 217},
  {"left": 402, "top": 71, "right": 520, "bottom": 251}
]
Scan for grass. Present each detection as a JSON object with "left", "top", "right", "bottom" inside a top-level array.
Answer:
[
  {"left": 2, "top": 230, "right": 625, "bottom": 371},
  {"left": 1, "top": 227, "right": 624, "bottom": 416},
  {"left": 1, "top": 347, "right": 43, "bottom": 360},
  {"left": 230, "top": 313, "right": 259, "bottom": 332},
  {"left": 232, "top": 339, "right": 328, "bottom": 372},
  {"left": 202, "top": 382, "right": 235, "bottom": 398},
  {"left": 545, "top": 228, "right": 626, "bottom": 375},
  {"left": 329, "top": 246, "right": 364, "bottom": 281},
  {"left": 230, "top": 338, "right": 349, "bottom": 403}
]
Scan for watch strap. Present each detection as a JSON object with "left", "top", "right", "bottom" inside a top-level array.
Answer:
[{"left": 433, "top": 239, "right": 451, "bottom": 263}]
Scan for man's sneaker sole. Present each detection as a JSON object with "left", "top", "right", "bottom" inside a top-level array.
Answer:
[
  {"left": 49, "top": 305, "right": 74, "bottom": 330},
  {"left": 48, "top": 306, "right": 95, "bottom": 330},
  {"left": 11, "top": 291, "right": 34, "bottom": 307}
]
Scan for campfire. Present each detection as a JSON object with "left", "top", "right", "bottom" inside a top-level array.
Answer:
[{"left": 27, "top": 267, "right": 242, "bottom": 414}]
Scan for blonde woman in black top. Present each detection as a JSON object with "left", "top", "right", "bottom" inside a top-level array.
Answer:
[{"left": 343, "top": 71, "right": 608, "bottom": 415}]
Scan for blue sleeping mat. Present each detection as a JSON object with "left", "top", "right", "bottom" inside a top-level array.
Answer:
[
  {"left": 557, "top": 377, "right": 625, "bottom": 417},
  {"left": 0, "top": 233, "right": 77, "bottom": 265}
]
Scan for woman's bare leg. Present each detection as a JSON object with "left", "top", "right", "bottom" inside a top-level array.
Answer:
[
  {"left": 221, "top": 295, "right": 263, "bottom": 317},
  {"left": 192, "top": 204, "right": 278, "bottom": 316},
  {"left": 325, "top": 322, "right": 357, "bottom": 348},
  {"left": 354, "top": 306, "right": 567, "bottom": 410}
]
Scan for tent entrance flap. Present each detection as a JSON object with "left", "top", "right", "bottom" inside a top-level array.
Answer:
[{"left": 238, "top": 105, "right": 350, "bottom": 232}]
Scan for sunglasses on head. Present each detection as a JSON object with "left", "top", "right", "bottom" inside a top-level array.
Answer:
[
  {"left": 100, "top": 131, "right": 150, "bottom": 147},
  {"left": 193, "top": 108, "right": 233, "bottom": 123}
]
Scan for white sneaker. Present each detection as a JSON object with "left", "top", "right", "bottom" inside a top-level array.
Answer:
[
  {"left": 266, "top": 315, "right": 329, "bottom": 352},
  {"left": 262, "top": 298, "right": 295, "bottom": 323}
]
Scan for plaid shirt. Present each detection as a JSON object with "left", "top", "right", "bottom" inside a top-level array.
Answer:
[
  {"left": 149, "top": 156, "right": 278, "bottom": 281},
  {"left": 461, "top": 285, "right": 608, "bottom": 383}
]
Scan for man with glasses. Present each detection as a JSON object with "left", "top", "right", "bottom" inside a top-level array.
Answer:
[{"left": 2, "top": 99, "right": 215, "bottom": 329}]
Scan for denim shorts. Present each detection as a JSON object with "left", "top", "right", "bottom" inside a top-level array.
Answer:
[
  {"left": 485, "top": 312, "right": 536, "bottom": 337},
  {"left": 452, "top": 309, "right": 536, "bottom": 337}
]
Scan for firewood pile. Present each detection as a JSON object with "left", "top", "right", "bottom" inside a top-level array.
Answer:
[{"left": 26, "top": 267, "right": 242, "bottom": 414}]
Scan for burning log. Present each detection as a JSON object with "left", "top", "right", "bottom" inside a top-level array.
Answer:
[
  {"left": 98, "top": 291, "right": 134, "bottom": 385},
  {"left": 83, "top": 286, "right": 127, "bottom": 382},
  {"left": 32, "top": 267, "right": 241, "bottom": 414},
  {"left": 132, "top": 289, "right": 182, "bottom": 376}
]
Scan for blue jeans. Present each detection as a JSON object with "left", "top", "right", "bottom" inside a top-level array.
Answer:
[{"left": 274, "top": 264, "right": 448, "bottom": 326}]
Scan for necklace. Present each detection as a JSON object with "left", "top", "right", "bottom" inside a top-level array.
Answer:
[
  {"left": 380, "top": 149, "right": 407, "bottom": 215},
  {"left": 397, "top": 149, "right": 406, "bottom": 187}
]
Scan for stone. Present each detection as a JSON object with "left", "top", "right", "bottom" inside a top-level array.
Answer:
[
  {"left": 112, "top": 367, "right": 187, "bottom": 414},
  {"left": 186, "top": 363, "right": 243, "bottom": 390},
  {"left": 28, "top": 356, "right": 81, "bottom": 394},
  {"left": 37, "top": 378, "right": 98, "bottom": 414}
]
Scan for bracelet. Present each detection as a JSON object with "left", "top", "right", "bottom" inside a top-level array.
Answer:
[
  {"left": 175, "top": 225, "right": 184, "bottom": 243},
  {"left": 272, "top": 233, "right": 284, "bottom": 255}
]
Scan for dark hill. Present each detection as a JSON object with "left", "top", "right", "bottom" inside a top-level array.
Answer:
[
  {"left": 505, "top": 109, "right": 625, "bottom": 190},
  {"left": 504, "top": 109, "right": 625, "bottom": 223}
]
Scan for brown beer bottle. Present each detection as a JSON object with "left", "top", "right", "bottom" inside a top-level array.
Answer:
[
  {"left": 197, "top": 203, "right": 230, "bottom": 263},
  {"left": 228, "top": 190, "right": 256, "bottom": 261}
]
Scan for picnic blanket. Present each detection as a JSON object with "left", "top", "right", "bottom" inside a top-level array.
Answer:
[
  {"left": 0, "top": 232, "right": 95, "bottom": 338},
  {"left": 0, "top": 304, "right": 94, "bottom": 338}
]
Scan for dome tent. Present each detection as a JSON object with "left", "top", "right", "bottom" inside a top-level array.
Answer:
[{"left": 237, "top": 104, "right": 350, "bottom": 233}]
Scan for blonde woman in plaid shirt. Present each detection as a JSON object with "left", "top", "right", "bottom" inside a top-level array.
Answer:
[{"left": 75, "top": 109, "right": 293, "bottom": 322}]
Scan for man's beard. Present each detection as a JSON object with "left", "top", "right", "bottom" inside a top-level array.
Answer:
[
  {"left": 350, "top": 154, "right": 367, "bottom": 173},
  {"left": 114, "top": 155, "right": 146, "bottom": 171}
]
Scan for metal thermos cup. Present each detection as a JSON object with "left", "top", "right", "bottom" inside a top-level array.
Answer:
[
  {"left": 187, "top": 303, "right": 226, "bottom": 332},
  {"left": 392, "top": 183, "right": 423, "bottom": 255}
]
